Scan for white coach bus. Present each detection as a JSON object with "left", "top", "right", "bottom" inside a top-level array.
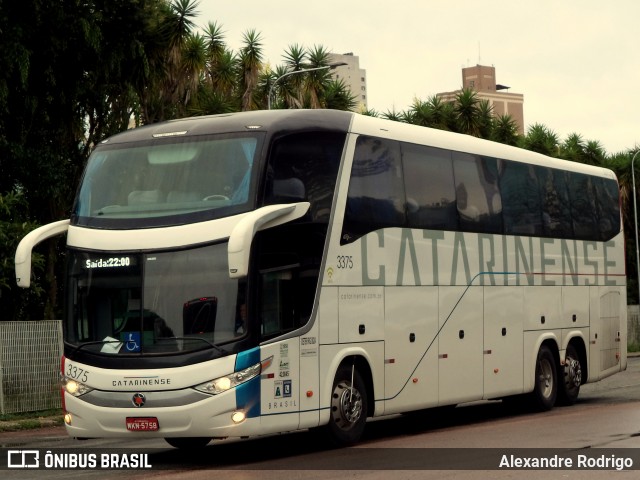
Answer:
[{"left": 16, "top": 110, "right": 626, "bottom": 448}]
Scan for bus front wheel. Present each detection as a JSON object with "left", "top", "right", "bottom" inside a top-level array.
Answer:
[
  {"left": 531, "top": 345, "right": 557, "bottom": 411},
  {"left": 326, "top": 365, "right": 368, "bottom": 446}
]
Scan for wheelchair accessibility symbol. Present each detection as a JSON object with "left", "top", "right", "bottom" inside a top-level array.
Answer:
[{"left": 123, "top": 332, "right": 141, "bottom": 352}]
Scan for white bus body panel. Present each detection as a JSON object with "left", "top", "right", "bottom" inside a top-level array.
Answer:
[
  {"left": 437, "top": 286, "right": 484, "bottom": 405},
  {"left": 383, "top": 286, "right": 439, "bottom": 414},
  {"left": 483, "top": 286, "right": 524, "bottom": 399}
]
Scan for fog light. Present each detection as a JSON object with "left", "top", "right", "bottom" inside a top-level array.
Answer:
[
  {"left": 64, "top": 413, "right": 72, "bottom": 425},
  {"left": 231, "top": 411, "right": 246, "bottom": 424}
]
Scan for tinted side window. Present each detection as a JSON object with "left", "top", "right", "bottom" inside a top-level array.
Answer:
[
  {"left": 341, "top": 136, "right": 405, "bottom": 244},
  {"left": 452, "top": 153, "right": 502, "bottom": 233},
  {"left": 567, "top": 172, "right": 598, "bottom": 240},
  {"left": 500, "top": 161, "right": 543, "bottom": 236},
  {"left": 593, "top": 177, "right": 621, "bottom": 241},
  {"left": 264, "top": 132, "right": 345, "bottom": 222},
  {"left": 403, "top": 143, "right": 457, "bottom": 231},
  {"left": 537, "top": 167, "right": 572, "bottom": 238}
]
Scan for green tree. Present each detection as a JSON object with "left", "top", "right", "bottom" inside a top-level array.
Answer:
[
  {"left": 381, "top": 109, "right": 405, "bottom": 122},
  {"left": 520, "top": 123, "right": 560, "bottom": 157},
  {"left": 476, "top": 99, "right": 494, "bottom": 140},
  {"left": 492, "top": 114, "right": 520, "bottom": 146},
  {"left": 204, "top": 23, "right": 237, "bottom": 98},
  {"left": 139, "top": 0, "right": 202, "bottom": 123},
  {"left": 454, "top": 88, "right": 482, "bottom": 136},
  {"left": 0, "top": 0, "right": 180, "bottom": 319},
  {"left": 0, "top": 191, "right": 44, "bottom": 320},
  {"left": 277, "top": 44, "right": 307, "bottom": 109},
  {"left": 560, "top": 133, "right": 587, "bottom": 162},
  {"left": 406, "top": 99, "right": 434, "bottom": 127},
  {"left": 238, "top": 29, "right": 264, "bottom": 111},
  {"left": 323, "top": 78, "right": 358, "bottom": 111},
  {"left": 304, "top": 45, "right": 333, "bottom": 108}
]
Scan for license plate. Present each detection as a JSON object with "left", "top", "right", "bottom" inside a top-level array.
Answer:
[{"left": 126, "top": 417, "right": 159, "bottom": 431}]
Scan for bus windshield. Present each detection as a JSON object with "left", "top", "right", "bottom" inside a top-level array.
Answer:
[
  {"left": 65, "top": 242, "right": 246, "bottom": 356},
  {"left": 73, "top": 133, "right": 263, "bottom": 228}
]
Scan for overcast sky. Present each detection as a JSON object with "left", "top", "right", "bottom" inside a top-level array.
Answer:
[{"left": 196, "top": 1, "right": 639, "bottom": 154}]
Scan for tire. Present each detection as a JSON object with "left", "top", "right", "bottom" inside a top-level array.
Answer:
[
  {"left": 530, "top": 345, "right": 557, "bottom": 411},
  {"left": 165, "top": 437, "right": 211, "bottom": 449},
  {"left": 557, "top": 344, "right": 582, "bottom": 406},
  {"left": 326, "top": 364, "right": 368, "bottom": 446}
]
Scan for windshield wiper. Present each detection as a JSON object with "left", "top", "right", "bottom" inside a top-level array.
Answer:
[
  {"left": 70, "top": 337, "right": 230, "bottom": 356},
  {"left": 164, "top": 336, "right": 230, "bottom": 357}
]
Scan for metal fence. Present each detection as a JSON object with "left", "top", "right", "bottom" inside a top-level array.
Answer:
[
  {"left": 0, "top": 311, "right": 640, "bottom": 415},
  {"left": 0, "top": 320, "right": 63, "bottom": 414}
]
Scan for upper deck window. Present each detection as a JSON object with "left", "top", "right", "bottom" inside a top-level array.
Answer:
[{"left": 73, "top": 133, "right": 263, "bottom": 229}]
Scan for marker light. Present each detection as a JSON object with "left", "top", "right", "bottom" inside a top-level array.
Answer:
[
  {"left": 195, "top": 356, "right": 273, "bottom": 395},
  {"left": 60, "top": 375, "right": 93, "bottom": 397},
  {"left": 64, "top": 413, "right": 72, "bottom": 425}
]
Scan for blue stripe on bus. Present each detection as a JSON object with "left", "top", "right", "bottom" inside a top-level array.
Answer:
[{"left": 235, "top": 347, "right": 261, "bottom": 418}]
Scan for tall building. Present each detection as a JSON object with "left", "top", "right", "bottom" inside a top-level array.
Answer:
[
  {"left": 328, "top": 52, "right": 368, "bottom": 112},
  {"left": 438, "top": 65, "right": 524, "bottom": 134}
]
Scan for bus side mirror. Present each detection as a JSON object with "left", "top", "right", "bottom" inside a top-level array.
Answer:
[
  {"left": 227, "top": 202, "right": 310, "bottom": 279},
  {"left": 15, "top": 219, "right": 70, "bottom": 288}
]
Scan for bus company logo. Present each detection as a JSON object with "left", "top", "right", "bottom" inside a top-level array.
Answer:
[
  {"left": 326, "top": 267, "right": 334, "bottom": 281},
  {"left": 132, "top": 393, "right": 146, "bottom": 407},
  {"left": 7, "top": 450, "right": 39, "bottom": 468}
]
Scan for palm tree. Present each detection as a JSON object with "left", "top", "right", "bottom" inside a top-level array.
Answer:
[
  {"left": 203, "top": 21, "right": 226, "bottom": 78},
  {"left": 454, "top": 88, "right": 481, "bottom": 136},
  {"left": 407, "top": 99, "right": 434, "bottom": 127},
  {"left": 583, "top": 140, "right": 606, "bottom": 166},
  {"left": 492, "top": 114, "right": 520, "bottom": 146},
  {"left": 139, "top": 0, "right": 201, "bottom": 123},
  {"left": 477, "top": 99, "right": 494, "bottom": 140},
  {"left": 560, "top": 133, "right": 586, "bottom": 162},
  {"left": 427, "top": 95, "right": 454, "bottom": 131},
  {"left": 238, "top": 29, "right": 263, "bottom": 111},
  {"left": 322, "top": 78, "right": 358, "bottom": 111},
  {"left": 202, "top": 21, "right": 236, "bottom": 94},
  {"left": 269, "top": 64, "right": 299, "bottom": 109},
  {"left": 277, "top": 44, "right": 307, "bottom": 109},
  {"left": 381, "top": 109, "right": 405, "bottom": 122},
  {"left": 180, "top": 32, "right": 207, "bottom": 112},
  {"left": 520, "top": 123, "right": 559, "bottom": 157},
  {"left": 361, "top": 108, "right": 380, "bottom": 117},
  {"left": 304, "top": 45, "right": 332, "bottom": 108},
  {"left": 164, "top": 0, "right": 200, "bottom": 112}
]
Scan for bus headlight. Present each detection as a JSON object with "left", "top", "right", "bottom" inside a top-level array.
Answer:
[
  {"left": 195, "top": 356, "right": 272, "bottom": 395},
  {"left": 60, "top": 375, "right": 93, "bottom": 397}
]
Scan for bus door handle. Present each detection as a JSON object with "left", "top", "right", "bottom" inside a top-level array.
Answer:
[
  {"left": 359, "top": 324, "right": 365, "bottom": 335},
  {"left": 459, "top": 330, "right": 464, "bottom": 339}
]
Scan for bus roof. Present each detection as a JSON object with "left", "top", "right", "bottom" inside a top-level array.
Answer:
[
  {"left": 100, "top": 109, "right": 353, "bottom": 144},
  {"left": 100, "top": 109, "right": 616, "bottom": 181}
]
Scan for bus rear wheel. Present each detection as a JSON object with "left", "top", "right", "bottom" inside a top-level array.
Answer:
[
  {"left": 531, "top": 345, "right": 557, "bottom": 411},
  {"left": 165, "top": 437, "right": 211, "bottom": 449},
  {"left": 326, "top": 365, "right": 368, "bottom": 446},
  {"left": 557, "top": 344, "right": 582, "bottom": 406}
]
